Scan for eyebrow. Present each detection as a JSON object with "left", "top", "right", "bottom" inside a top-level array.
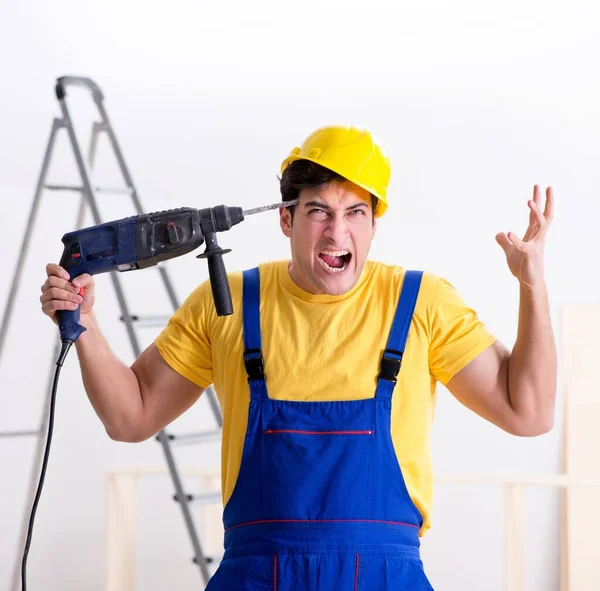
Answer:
[{"left": 303, "top": 200, "right": 369, "bottom": 211}]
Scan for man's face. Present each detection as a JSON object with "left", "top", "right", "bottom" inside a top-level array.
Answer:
[{"left": 279, "top": 180, "right": 377, "bottom": 295}]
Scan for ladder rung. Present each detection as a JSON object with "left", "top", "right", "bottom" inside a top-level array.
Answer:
[
  {"left": 164, "top": 430, "right": 222, "bottom": 446},
  {"left": 193, "top": 553, "right": 222, "bottom": 565},
  {"left": 174, "top": 492, "right": 222, "bottom": 506},
  {"left": 119, "top": 314, "right": 170, "bottom": 328},
  {"left": 45, "top": 184, "right": 132, "bottom": 194},
  {"left": 0, "top": 430, "right": 38, "bottom": 439}
]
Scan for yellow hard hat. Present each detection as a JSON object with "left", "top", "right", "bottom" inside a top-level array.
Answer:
[{"left": 280, "top": 125, "right": 391, "bottom": 217}]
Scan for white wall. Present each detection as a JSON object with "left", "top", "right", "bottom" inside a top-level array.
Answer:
[{"left": 1, "top": 1, "right": 598, "bottom": 589}]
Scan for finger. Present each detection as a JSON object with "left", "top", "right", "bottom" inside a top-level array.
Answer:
[
  {"left": 42, "top": 300, "right": 79, "bottom": 316},
  {"left": 495, "top": 232, "right": 515, "bottom": 254},
  {"left": 523, "top": 209, "right": 540, "bottom": 243},
  {"left": 46, "top": 263, "right": 70, "bottom": 281},
  {"left": 41, "top": 275, "right": 80, "bottom": 294},
  {"left": 71, "top": 273, "right": 93, "bottom": 288},
  {"left": 543, "top": 186, "right": 554, "bottom": 222},
  {"left": 528, "top": 185, "right": 540, "bottom": 228},
  {"left": 524, "top": 218, "right": 535, "bottom": 240},
  {"left": 40, "top": 287, "right": 84, "bottom": 304},
  {"left": 528, "top": 199, "right": 547, "bottom": 231},
  {"left": 533, "top": 184, "right": 542, "bottom": 209},
  {"left": 507, "top": 231, "right": 526, "bottom": 251},
  {"left": 523, "top": 219, "right": 536, "bottom": 242},
  {"left": 535, "top": 187, "right": 555, "bottom": 239}
]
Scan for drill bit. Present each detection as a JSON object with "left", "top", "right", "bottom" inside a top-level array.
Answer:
[{"left": 243, "top": 199, "right": 299, "bottom": 217}]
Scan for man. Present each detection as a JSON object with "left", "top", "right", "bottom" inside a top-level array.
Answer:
[{"left": 40, "top": 125, "right": 556, "bottom": 589}]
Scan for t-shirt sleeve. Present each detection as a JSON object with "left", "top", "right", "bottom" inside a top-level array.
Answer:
[
  {"left": 428, "top": 276, "right": 497, "bottom": 386},
  {"left": 154, "top": 280, "right": 214, "bottom": 389}
]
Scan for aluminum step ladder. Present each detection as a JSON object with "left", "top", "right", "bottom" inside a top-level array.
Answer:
[{"left": 0, "top": 76, "right": 223, "bottom": 590}]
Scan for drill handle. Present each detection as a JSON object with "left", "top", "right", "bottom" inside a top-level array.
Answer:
[
  {"left": 56, "top": 256, "right": 87, "bottom": 343},
  {"left": 56, "top": 307, "right": 86, "bottom": 343},
  {"left": 197, "top": 232, "right": 233, "bottom": 316},
  {"left": 208, "top": 254, "right": 233, "bottom": 316}
]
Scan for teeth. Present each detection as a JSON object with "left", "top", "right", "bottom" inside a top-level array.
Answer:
[
  {"left": 320, "top": 249, "right": 349, "bottom": 257},
  {"left": 317, "top": 256, "right": 349, "bottom": 274}
]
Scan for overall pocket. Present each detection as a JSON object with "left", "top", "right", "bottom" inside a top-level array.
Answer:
[{"left": 261, "top": 427, "right": 374, "bottom": 520}]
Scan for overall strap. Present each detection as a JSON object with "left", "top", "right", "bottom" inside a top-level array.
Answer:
[
  {"left": 242, "top": 267, "right": 269, "bottom": 401},
  {"left": 375, "top": 270, "right": 424, "bottom": 400}
]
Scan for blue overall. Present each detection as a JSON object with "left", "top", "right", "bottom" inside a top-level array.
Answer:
[{"left": 205, "top": 268, "right": 435, "bottom": 590}]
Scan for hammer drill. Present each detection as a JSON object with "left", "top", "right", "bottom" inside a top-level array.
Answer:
[{"left": 56, "top": 201, "right": 293, "bottom": 344}]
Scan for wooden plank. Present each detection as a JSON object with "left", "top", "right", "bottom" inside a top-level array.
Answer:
[
  {"left": 504, "top": 484, "right": 524, "bottom": 591},
  {"left": 106, "top": 472, "right": 137, "bottom": 591},
  {"left": 200, "top": 473, "right": 224, "bottom": 562},
  {"left": 561, "top": 306, "right": 600, "bottom": 591}
]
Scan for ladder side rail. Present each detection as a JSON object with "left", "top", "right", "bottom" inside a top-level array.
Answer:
[
  {"left": 9, "top": 116, "right": 106, "bottom": 591},
  {"left": 0, "top": 118, "right": 64, "bottom": 360}
]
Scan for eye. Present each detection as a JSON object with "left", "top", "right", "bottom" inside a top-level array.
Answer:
[
  {"left": 349, "top": 209, "right": 366, "bottom": 216},
  {"left": 308, "top": 208, "right": 328, "bottom": 217}
]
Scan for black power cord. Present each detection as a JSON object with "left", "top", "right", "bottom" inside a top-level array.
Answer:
[{"left": 20, "top": 340, "right": 73, "bottom": 590}]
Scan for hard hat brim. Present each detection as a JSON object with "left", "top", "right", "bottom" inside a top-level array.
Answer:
[{"left": 281, "top": 154, "right": 389, "bottom": 218}]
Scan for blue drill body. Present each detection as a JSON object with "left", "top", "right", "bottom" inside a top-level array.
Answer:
[{"left": 57, "top": 205, "right": 244, "bottom": 342}]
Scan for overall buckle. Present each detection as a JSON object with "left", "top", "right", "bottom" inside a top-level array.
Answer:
[
  {"left": 244, "top": 348, "right": 266, "bottom": 381},
  {"left": 379, "top": 348, "right": 403, "bottom": 384}
]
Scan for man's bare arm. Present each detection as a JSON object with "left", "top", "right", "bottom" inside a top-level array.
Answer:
[
  {"left": 446, "top": 186, "right": 557, "bottom": 437},
  {"left": 76, "top": 313, "right": 204, "bottom": 443},
  {"left": 446, "top": 306, "right": 556, "bottom": 437},
  {"left": 129, "top": 343, "right": 204, "bottom": 442},
  {"left": 41, "top": 265, "right": 204, "bottom": 442}
]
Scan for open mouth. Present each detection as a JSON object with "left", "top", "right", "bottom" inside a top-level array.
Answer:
[{"left": 317, "top": 249, "right": 352, "bottom": 274}]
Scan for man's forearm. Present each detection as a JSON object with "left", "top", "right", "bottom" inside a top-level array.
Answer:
[
  {"left": 75, "top": 311, "right": 144, "bottom": 440},
  {"left": 507, "top": 280, "right": 557, "bottom": 434}
]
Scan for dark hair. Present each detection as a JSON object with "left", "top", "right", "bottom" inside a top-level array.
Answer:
[{"left": 279, "top": 160, "right": 377, "bottom": 221}]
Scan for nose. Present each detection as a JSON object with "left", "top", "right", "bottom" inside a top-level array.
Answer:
[{"left": 323, "top": 215, "right": 350, "bottom": 244}]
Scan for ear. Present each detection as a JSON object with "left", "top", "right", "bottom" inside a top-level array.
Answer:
[{"left": 280, "top": 206, "right": 293, "bottom": 238}]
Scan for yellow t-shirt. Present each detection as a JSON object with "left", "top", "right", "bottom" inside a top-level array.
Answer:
[{"left": 154, "top": 259, "right": 496, "bottom": 536}]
